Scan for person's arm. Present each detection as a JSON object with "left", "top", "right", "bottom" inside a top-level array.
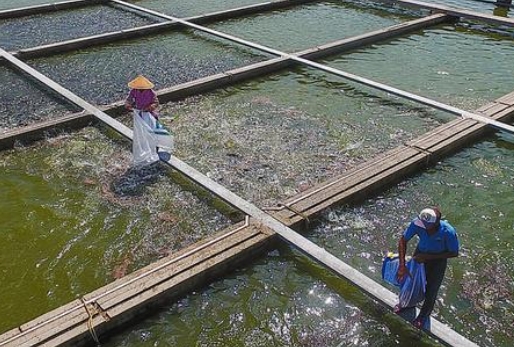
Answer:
[
  {"left": 125, "top": 91, "right": 135, "bottom": 110},
  {"left": 396, "top": 235, "right": 409, "bottom": 282}
]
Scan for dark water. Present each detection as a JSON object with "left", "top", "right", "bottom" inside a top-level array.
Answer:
[{"left": 0, "top": 5, "right": 156, "bottom": 51}]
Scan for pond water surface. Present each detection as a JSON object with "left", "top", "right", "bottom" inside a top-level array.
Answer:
[{"left": 0, "top": 1, "right": 513, "bottom": 346}]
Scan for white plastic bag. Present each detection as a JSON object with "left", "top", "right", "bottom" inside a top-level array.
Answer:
[{"left": 132, "top": 110, "right": 174, "bottom": 166}]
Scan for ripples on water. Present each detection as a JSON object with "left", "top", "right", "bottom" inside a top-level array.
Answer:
[
  {"left": 0, "top": 127, "right": 233, "bottom": 332},
  {"left": 0, "top": 5, "right": 156, "bottom": 51},
  {"left": 1, "top": 0, "right": 513, "bottom": 346},
  {"left": 313, "top": 137, "right": 514, "bottom": 347},
  {"left": 0, "top": 65, "right": 77, "bottom": 131}
]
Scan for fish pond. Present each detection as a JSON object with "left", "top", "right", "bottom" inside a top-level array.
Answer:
[{"left": 0, "top": 1, "right": 513, "bottom": 346}]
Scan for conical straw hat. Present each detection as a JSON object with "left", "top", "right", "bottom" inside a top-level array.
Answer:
[{"left": 128, "top": 75, "right": 154, "bottom": 89}]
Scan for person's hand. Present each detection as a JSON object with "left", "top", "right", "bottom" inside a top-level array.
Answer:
[
  {"left": 396, "top": 264, "right": 410, "bottom": 282},
  {"left": 125, "top": 104, "right": 133, "bottom": 111}
]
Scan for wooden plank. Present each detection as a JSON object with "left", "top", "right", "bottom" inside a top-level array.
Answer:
[
  {"left": 172, "top": 0, "right": 319, "bottom": 25},
  {"left": 298, "top": 152, "right": 428, "bottom": 220},
  {"left": 0, "top": 112, "right": 95, "bottom": 150},
  {"left": 477, "top": 102, "right": 510, "bottom": 116},
  {"left": 491, "top": 105, "right": 514, "bottom": 121},
  {"left": 37, "top": 315, "right": 105, "bottom": 347},
  {"left": 105, "top": 233, "right": 271, "bottom": 318},
  {"left": 0, "top": 329, "right": 21, "bottom": 344},
  {"left": 9, "top": 309, "right": 89, "bottom": 347},
  {"left": 91, "top": 222, "right": 254, "bottom": 295},
  {"left": 281, "top": 146, "right": 419, "bottom": 212},
  {"left": 496, "top": 92, "right": 514, "bottom": 105},
  {"left": 41, "top": 232, "right": 272, "bottom": 347},
  {"left": 13, "top": 23, "right": 179, "bottom": 59},
  {"left": 95, "top": 225, "right": 262, "bottom": 310},
  {"left": 274, "top": 147, "right": 423, "bottom": 224},
  {"left": 407, "top": 118, "right": 480, "bottom": 150},
  {"left": 376, "top": 0, "right": 514, "bottom": 27},
  {"left": 475, "top": 102, "right": 499, "bottom": 113},
  {"left": 18, "top": 300, "right": 83, "bottom": 333},
  {"left": 0, "top": 300, "right": 83, "bottom": 346}
]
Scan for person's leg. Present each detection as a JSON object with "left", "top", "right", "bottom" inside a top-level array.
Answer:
[{"left": 414, "top": 258, "right": 447, "bottom": 326}]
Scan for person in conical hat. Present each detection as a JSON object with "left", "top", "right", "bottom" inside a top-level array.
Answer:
[{"left": 125, "top": 75, "right": 159, "bottom": 117}]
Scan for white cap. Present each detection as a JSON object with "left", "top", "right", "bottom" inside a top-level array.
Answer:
[{"left": 419, "top": 208, "right": 437, "bottom": 224}]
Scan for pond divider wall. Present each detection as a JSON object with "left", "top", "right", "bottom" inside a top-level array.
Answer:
[{"left": 1, "top": 1, "right": 513, "bottom": 347}]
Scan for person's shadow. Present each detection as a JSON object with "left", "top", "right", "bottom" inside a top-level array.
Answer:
[{"left": 111, "top": 161, "right": 165, "bottom": 197}]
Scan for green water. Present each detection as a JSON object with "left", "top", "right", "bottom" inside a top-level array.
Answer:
[
  {"left": 324, "top": 24, "right": 514, "bottom": 110},
  {"left": 0, "top": 127, "right": 233, "bottom": 332},
  {"left": 102, "top": 134, "right": 514, "bottom": 347},
  {"left": 125, "top": 0, "right": 282, "bottom": 18},
  {"left": 155, "top": 69, "right": 450, "bottom": 208},
  {"left": 206, "top": 1, "right": 409, "bottom": 52},
  {"left": 0, "top": 1, "right": 513, "bottom": 346}
]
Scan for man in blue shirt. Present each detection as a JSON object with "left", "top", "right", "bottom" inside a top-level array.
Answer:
[{"left": 396, "top": 207, "right": 459, "bottom": 329}]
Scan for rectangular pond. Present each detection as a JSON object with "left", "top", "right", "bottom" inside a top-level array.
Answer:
[
  {"left": 0, "top": 4, "right": 156, "bottom": 51},
  {"left": 0, "top": 126, "right": 234, "bottom": 333},
  {"left": 322, "top": 23, "right": 514, "bottom": 111},
  {"left": 205, "top": 0, "right": 413, "bottom": 52},
  {"left": 0, "top": 64, "right": 78, "bottom": 132},
  {"left": 141, "top": 68, "right": 453, "bottom": 208},
  {"left": 25, "top": 29, "right": 271, "bottom": 105}
]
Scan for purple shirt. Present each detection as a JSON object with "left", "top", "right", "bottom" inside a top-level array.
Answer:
[{"left": 126, "top": 89, "right": 158, "bottom": 112}]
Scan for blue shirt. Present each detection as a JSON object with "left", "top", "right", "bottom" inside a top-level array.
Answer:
[{"left": 403, "top": 219, "right": 459, "bottom": 254}]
